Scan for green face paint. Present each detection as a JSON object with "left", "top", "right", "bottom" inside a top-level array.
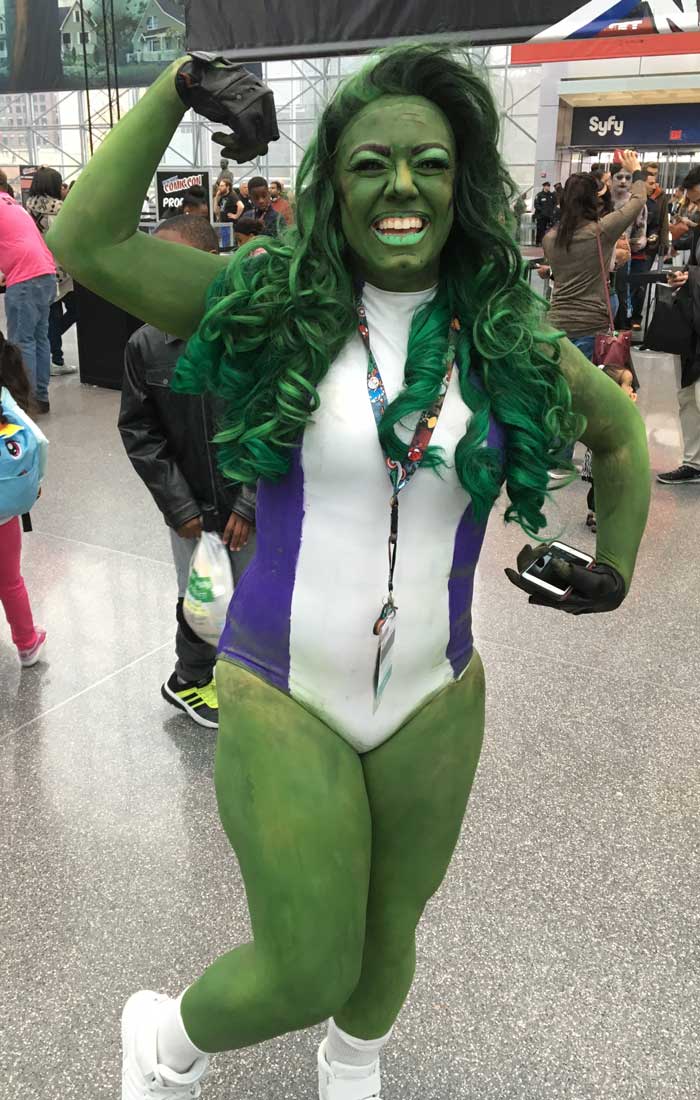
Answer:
[{"left": 336, "top": 95, "right": 456, "bottom": 293}]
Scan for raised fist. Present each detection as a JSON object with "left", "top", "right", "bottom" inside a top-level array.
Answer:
[{"left": 176, "top": 55, "right": 279, "bottom": 163}]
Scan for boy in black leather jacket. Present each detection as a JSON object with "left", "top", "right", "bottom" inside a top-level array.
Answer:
[{"left": 118, "top": 215, "right": 256, "bottom": 727}]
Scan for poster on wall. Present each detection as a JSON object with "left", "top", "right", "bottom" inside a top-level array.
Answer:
[
  {"left": 19, "top": 164, "right": 38, "bottom": 204},
  {"left": 0, "top": 0, "right": 186, "bottom": 93},
  {"left": 156, "top": 168, "right": 210, "bottom": 219}
]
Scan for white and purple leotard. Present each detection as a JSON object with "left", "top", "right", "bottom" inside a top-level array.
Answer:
[{"left": 218, "top": 284, "right": 505, "bottom": 752}]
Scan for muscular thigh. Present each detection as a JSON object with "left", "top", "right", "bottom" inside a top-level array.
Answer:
[
  {"left": 215, "top": 660, "right": 372, "bottom": 965},
  {"left": 362, "top": 652, "right": 486, "bottom": 924}
]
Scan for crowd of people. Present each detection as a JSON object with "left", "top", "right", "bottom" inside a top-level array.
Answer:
[
  {"left": 533, "top": 156, "right": 700, "bottom": 490},
  {"left": 1, "top": 159, "right": 299, "bottom": 695},
  {"left": 161, "top": 164, "right": 295, "bottom": 252},
  {"left": 2, "top": 136, "right": 699, "bottom": 691},
  {"left": 2, "top": 140, "right": 700, "bottom": 695}
]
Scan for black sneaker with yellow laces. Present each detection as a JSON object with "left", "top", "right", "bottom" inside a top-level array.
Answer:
[{"left": 161, "top": 672, "right": 219, "bottom": 728}]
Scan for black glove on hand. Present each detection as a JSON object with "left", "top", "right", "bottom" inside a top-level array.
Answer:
[
  {"left": 505, "top": 544, "right": 626, "bottom": 616},
  {"left": 176, "top": 55, "right": 279, "bottom": 163}
]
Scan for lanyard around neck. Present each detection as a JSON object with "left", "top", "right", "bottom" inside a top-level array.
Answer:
[{"left": 355, "top": 295, "right": 460, "bottom": 628}]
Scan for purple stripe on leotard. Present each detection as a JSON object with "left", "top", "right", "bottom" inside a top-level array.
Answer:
[
  {"left": 446, "top": 504, "right": 488, "bottom": 678},
  {"left": 218, "top": 447, "right": 305, "bottom": 692},
  {"left": 447, "top": 412, "right": 506, "bottom": 678}
]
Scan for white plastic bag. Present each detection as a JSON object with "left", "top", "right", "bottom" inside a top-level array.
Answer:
[{"left": 183, "top": 532, "right": 234, "bottom": 646}]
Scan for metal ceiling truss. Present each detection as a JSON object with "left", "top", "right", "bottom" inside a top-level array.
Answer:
[{"left": 0, "top": 51, "right": 535, "bottom": 189}]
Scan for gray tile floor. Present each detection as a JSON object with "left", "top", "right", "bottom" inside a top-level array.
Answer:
[{"left": 1, "top": 322, "right": 698, "bottom": 1099}]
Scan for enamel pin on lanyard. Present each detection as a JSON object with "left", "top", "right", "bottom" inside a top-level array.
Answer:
[{"left": 355, "top": 297, "right": 459, "bottom": 708}]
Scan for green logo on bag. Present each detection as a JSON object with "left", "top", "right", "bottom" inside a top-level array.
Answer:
[{"left": 187, "top": 568, "right": 215, "bottom": 604}]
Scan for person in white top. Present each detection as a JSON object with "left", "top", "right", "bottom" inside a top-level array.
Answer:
[{"left": 49, "top": 45, "right": 650, "bottom": 1100}]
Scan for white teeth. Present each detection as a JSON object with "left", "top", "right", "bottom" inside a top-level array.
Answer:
[{"left": 375, "top": 216, "right": 426, "bottom": 232}]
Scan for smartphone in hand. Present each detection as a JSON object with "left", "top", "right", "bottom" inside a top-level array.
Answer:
[{"left": 519, "top": 542, "right": 594, "bottom": 601}]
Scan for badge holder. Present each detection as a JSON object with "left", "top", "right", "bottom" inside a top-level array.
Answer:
[
  {"left": 372, "top": 496, "right": 399, "bottom": 711},
  {"left": 373, "top": 600, "right": 396, "bottom": 712}
]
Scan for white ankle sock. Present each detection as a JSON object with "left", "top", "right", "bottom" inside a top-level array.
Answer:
[
  {"left": 325, "top": 1019, "right": 393, "bottom": 1069},
  {"left": 156, "top": 992, "right": 208, "bottom": 1073}
]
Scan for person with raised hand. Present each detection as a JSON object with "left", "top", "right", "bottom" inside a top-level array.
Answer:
[{"left": 49, "top": 47, "right": 649, "bottom": 1100}]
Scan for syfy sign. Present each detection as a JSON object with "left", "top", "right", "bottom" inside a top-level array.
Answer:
[
  {"left": 572, "top": 103, "right": 700, "bottom": 146},
  {"left": 588, "top": 114, "right": 625, "bottom": 137}
]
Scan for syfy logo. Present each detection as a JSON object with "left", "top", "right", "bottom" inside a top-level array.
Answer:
[{"left": 589, "top": 114, "right": 625, "bottom": 137}]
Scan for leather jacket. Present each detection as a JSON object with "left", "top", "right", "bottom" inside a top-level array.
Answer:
[{"left": 118, "top": 324, "right": 256, "bottom": 532}]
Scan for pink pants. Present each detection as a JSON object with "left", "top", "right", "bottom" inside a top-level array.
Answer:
[{"left": 0, "top": 517, "right": 38, "bottom": 650}]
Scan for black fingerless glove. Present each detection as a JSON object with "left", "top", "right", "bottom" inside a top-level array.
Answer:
[
  {"left": 176, "top": 55, "right": 279, "bottom": 163},
  {"left": 505, "top": 544, "right": 627, "bottom": 616}
]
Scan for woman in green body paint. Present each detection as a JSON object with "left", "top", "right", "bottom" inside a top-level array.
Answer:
[{"left": 49, "top": 46, "right": 650, "bottom": 1100}]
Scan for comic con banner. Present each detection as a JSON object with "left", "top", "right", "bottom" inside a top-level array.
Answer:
[
  {"left": 0, "top": 0, "right": 186, "bottom": 92},
  {"left": 156, "top": 169, "right": 210, "bottom": 219}
]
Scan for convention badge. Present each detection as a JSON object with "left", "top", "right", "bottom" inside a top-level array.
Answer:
[{"left": 373, "top": 605, "right": 396, "bottom": 712}]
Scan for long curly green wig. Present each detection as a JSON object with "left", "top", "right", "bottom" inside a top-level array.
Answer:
[{"left": 174, "top": 43, "right": 581, "bottom": 536}]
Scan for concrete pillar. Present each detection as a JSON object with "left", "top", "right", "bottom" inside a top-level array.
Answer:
[{"left": 534, "top": 62, "right": 568, "bottom": 188}]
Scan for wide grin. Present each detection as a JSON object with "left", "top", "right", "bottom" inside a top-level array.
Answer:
[{"left": 371, "top": 215, "right": 430, "bottom": 247}]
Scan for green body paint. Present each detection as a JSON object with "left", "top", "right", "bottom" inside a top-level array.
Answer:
[
  {"left": 44, "top": 47, "right": 650, "bottom": 1066},
  {"left": 181, "top": 654, "right": 486, "bottom": 1050},
  {"left": 336, "top": 96, "right": 456, "bottom": 292}
]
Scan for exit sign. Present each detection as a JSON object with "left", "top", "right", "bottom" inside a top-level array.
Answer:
[{"left": 670, "top": 129, "right": 684, "bottom": 141}]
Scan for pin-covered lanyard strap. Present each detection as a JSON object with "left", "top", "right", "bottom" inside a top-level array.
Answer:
[{"left": 356, "top": 298, "right": 459, "bottom": 628}]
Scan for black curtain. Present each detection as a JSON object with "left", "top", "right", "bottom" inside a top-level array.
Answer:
[
  {"left": 5, "top": 0, "right": 61, "bottom": 90},
  {"left": 185, "top": 0, "right": 587, "bottom": 58}
]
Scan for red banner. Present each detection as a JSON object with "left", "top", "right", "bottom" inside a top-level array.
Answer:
[{"left": 512, "top": 30, "right": 700, "bottom": 65}]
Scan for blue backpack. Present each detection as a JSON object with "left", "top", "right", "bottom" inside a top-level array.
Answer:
[{"left": 0, "top": 393, "right": 42, "bottom": 523}]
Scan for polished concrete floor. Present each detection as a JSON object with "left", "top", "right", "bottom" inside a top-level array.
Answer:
[{"left": 1, "top": 321, "right": 698, "bottom": 1099}]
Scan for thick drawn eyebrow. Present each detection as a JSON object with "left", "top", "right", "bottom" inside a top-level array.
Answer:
[
  {"left": 412, "top": 143, "right": 451, "bottom": 155},
  {"left": 350, "top": 144, "right": 391, "bottom": 157},
  {"left": 350, "top": 142, "right": 451, "bottom": 157}
]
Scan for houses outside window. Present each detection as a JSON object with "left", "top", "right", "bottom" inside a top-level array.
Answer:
[
  {"left": 146, "top": 15, "right": 157, "bottom": 30},
  {"left": 63, "top": 33, "right": 71, "bottom": 45},
  {"left": 80, "top": 31, "right": 89, "bottom": 43},
  {"left": 74, "top": 8, "right": 80, "bottom": 21}
]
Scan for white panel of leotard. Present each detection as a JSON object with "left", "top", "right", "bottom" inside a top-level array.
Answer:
[{"left": 287, "top": 283, "right": 474, "bottom": 751}]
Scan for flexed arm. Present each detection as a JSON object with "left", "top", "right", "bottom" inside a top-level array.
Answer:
[
  {"left": 506, "top": 339, "right": 650, "bottom": 615},
  {"left": 562, "top": 341, "right": 649, "bottom": 589},
  {"left": 47, "top": 58, "right": 279, "bottom": 339}
]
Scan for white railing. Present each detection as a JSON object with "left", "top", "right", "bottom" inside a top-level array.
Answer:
[{"left": 127, "top": 49, "right": 182, "bottom": 64}]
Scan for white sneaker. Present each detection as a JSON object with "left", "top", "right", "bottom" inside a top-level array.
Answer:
[
  {"left": 122, "top": 990, "right": 209, "bottom": 1099},
  {"left": 50, "top": 362, "right": 78, "bottom": 375},
  {"left": 18, "top": 628, "right": 47, "bottom": 667},
  {"left": 318, "top": 1040, "right": 382, "bottom": 1100}
]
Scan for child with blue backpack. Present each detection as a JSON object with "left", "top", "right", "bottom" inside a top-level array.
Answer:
[{"left": 0, "top": 331, "right": 48, "bottom": 666}]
